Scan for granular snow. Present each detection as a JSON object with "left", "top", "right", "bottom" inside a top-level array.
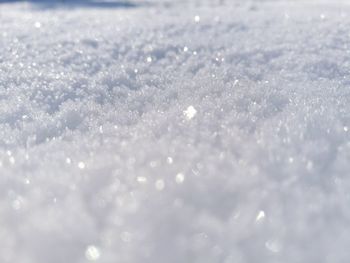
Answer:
[{"left": 0, "top": 0, "right": 350, "bottom": 262}]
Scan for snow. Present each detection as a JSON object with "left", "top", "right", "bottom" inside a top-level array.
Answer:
[{"left": 1, "top": 0, "right": 350, "bottom": 262}]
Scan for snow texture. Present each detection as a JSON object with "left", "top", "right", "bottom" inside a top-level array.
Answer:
[{"left": 1, "top": 0, "right": 350, "bottom": 262}]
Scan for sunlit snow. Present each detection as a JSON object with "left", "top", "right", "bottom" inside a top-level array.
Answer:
[{"left": 0, "top": 0, "right": 349, "bottom": 262}]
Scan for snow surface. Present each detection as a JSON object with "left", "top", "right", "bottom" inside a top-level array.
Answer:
[{"left": 1, "top": 0, "right": 350, "bottom": 262}]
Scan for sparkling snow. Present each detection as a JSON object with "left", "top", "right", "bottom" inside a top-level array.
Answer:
[{"left": 0, "top": 0, "right": 350, "bottom": 262}]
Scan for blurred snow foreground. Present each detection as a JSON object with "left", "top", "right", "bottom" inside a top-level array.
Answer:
[{"left": 1, "top": 0, "right": 350, "bottom": 262}]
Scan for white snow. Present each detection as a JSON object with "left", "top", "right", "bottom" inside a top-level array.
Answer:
[{"left": 0, "top": 0, "right": 350, "bottom": 262}]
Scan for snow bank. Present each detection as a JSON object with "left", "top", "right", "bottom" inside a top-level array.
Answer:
[{"left": 0, "top": 1, "right": 350, "bottom": 262}]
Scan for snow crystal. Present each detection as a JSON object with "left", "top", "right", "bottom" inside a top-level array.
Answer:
[
  {"left": 255, "top": 210, "right": 266, "bottom": 222},
  {"left": 78, "top": 161, "right": 86, "bottom": 169},
  {"left": 0, "top": 0, "right": 350, "bottom": 262},
  {"left": 85, "top": 245, "right": 101, "bottom": 261},
  {"left": 137, "top": 176, "right": 147, "bottom": 184},
  {"left": 166, "top": 156, "right": 173, "bottom": 164},
  {"left": 183, "top": 105, "right": 197, "bottom": 120},
  {"left": 34, "top": 21, "right": 41, "bottom": 28},
  {"left": 175, "top": 172, "right": 185, "bottom": 184}
]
